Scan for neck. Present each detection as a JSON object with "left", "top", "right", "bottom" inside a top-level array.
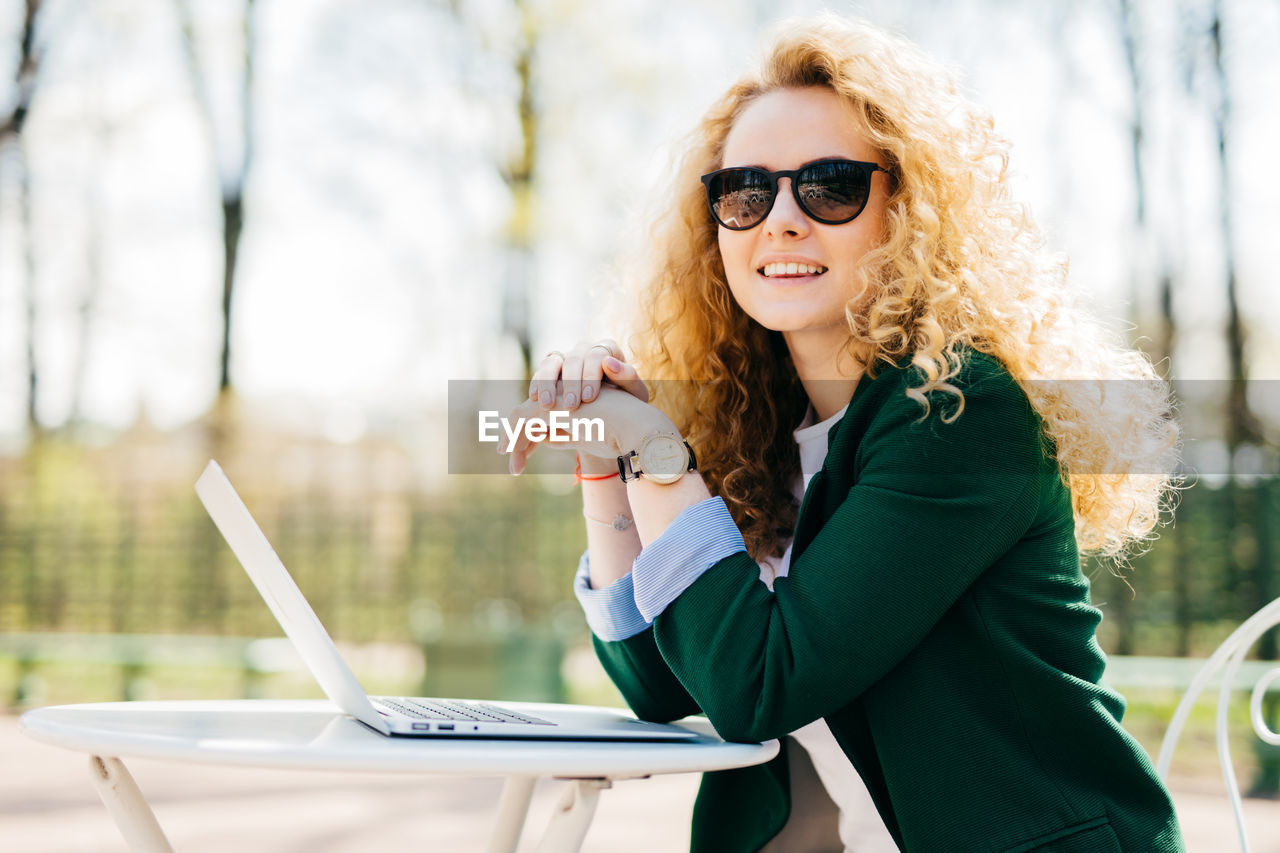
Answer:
[{"left": 785, "top": 333, "right": 868, "bottom": 421}]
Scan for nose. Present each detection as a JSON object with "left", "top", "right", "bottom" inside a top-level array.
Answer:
[{"left": 763, "top": 177, "right": 809, "bottom": 239}]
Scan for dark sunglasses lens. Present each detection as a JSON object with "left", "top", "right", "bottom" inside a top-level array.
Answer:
[
  {"left": 709, "top": 169, "right": 773, "bottom": 229},
  {"left": 795, "top": 161, "right": 871, "bottom": 223}
]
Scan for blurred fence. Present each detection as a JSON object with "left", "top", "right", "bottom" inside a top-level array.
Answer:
[
  {"left": 0, "top": 428, "right": 595, "bottom": 706},
  {"left": 0, "top": 433, "right": 588, "bottom": 639},
  {"left": 0, "top": 425, "right": 1278, "bottom": 706}
]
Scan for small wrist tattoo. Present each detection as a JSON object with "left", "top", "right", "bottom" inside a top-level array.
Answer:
[{"left": 583, "top": 510, "right": 634, "bottom": 532}]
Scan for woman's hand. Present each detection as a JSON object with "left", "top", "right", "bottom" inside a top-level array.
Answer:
[
  {"left": 529, "top": 340, "right": 649, "bottom": 411},
  {"left": 501, "top": 385, "right": 678, "bottom": 476}
]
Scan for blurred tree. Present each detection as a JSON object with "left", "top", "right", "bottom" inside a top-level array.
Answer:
[
  {"left": 1199, "top": 0, "right": 1271, "bottom": 654},
  {"left": 174, "top": 0, "right": 259, "bottom": 635},
  {"left": 503, "top": 0, "right": 537, "bottom": 382},
  {"left": 443, "top": 0, "right": 542, "bottom": 381},
  {"left": 0, "top": 0, "right": 44, "bottom": 437},
  {"left": 174, "top": 0, "right": 257, "bottom": 397},
  {"left": 67, "top": 49, "right": 114, "bottom": 430},
  {"left": 1115, "top": 0, "right": 1194, "bottom": 654},
  {"left": 1197, "top": 0, "right": 1277, "bottom": 795}
]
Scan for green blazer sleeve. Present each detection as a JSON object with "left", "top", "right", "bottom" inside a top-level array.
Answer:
[
  {"left": 652, "top": 356, "right": 1047, "bottom": 743},
  {"left": 592, "top": 627, "right": 702, "bottom": 723}
]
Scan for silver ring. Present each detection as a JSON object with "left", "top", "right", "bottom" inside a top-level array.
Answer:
[
  {"left": 544, "top": 350, "right": 566, "bottom": 362},
  {"left": 588, "top": 343, "right": 618, "bottom": 358}
]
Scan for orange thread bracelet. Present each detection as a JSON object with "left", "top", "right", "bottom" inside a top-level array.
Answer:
[{"left": 576, "top": 455, "right": 620, "bottom": 484}]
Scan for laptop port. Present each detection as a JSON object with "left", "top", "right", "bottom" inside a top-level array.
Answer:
[
  {"left": 438, "top": 724, "right": 455, "bottom": 731},
  {"left": 411, "top": 723, "right": 430, "bottom": 731}
]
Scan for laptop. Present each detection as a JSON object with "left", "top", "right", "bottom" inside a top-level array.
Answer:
[{"left": 195, "top": 459, "right": 699, "bottom": 741}]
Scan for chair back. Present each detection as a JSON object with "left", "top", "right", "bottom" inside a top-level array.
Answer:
[{"left": 1156, "top": 596, "right": 1280, "bottom": 853}]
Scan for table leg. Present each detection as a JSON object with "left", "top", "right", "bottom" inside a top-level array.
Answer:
[
  {"left": 534, "top": 778, "right": 611, "bottom": 853},
  {"left": 88, "top": 755, "right": 175, "bottom": 853},
  {"left": 487, "top": 774, "right": 536, "bottom": 853}
]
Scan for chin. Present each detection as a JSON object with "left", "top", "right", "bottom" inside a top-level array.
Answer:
[
  {"left": 746, "top": 314, "right": 806, "bottom": 333},
  {"left": 748, "top": 306, "right": 836, "bottom": 332}
]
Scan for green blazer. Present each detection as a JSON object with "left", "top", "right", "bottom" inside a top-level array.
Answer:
[{"left": 592, "top": 351, "right": 1183, "bottom": 852}]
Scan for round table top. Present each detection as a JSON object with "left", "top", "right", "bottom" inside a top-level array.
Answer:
[{"left": 19, "top": 700, "right": 779, "bottom": 779}]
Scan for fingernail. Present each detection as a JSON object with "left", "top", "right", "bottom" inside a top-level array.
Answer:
[
  {"left": 528, "top": 385, "right": 537, "bottom": 399},
  {"left": 540, "top": 391, "right": 552, "bottom": 406},
  {"left": 565, "top": 392, "right": 577, "bottom": 407},
  {"left": 583, "top": 385, "right": 594, "bottom": 400},
  {"left": 604, "top": 357, "right": 621, "bottom": 371}
]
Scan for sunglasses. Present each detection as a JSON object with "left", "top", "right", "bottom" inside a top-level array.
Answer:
[{"left": 700, "top": 159, "right": 889, "bottom": 231}]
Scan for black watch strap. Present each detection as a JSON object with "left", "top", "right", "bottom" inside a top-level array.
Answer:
[{"left": 617, "top": 451, "right": 639, "bottom": 483}]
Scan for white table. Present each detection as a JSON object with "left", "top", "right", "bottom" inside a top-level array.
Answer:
[{"left": 19, "top": 699, "right": 778, "bottom": 852}]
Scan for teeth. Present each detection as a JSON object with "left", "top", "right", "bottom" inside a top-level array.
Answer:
[{"left": 761, "top": 262, "right": 825, "bottom": 277}]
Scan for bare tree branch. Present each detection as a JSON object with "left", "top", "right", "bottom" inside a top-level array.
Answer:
[
  {"left": 440, "top": 0, "right": 539, "bottom": 380},
  {"left": 173, "top": 0, "right": 257, "bottom": 394},
  {"left": 1, "top": 1, "right": 46, "bottom": 436},
  {"left": 0, "top": 0, "right": 41, "bottom": 138}
]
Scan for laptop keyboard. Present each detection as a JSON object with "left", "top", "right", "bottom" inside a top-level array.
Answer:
[{"left": 373, "top": 696, "right": 555, "bottom": 726}]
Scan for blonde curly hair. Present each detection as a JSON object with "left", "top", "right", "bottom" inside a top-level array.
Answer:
[{"left": 623, "top": 14, "right": 1178, "bottom": 563}]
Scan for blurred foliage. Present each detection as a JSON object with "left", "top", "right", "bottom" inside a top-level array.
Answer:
[
  {"left": 0, "top": 421, "right": 1277, "bottom": 719},
  {"left": 1, "top": 423, "right": 1278, "bottom": 785},
  {"left": 1091, "top": 476, "right": 1279, "bottom": 659},
  {"left": 3, "top": 432, "right": 1277, "bottom": 655}
]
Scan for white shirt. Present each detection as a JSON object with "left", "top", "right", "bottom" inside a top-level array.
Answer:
[{"left": 758, "top": 405, "right": 898, "bottom": 853}]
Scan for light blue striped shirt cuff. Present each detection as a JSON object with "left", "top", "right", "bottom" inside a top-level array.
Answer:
[
  {"left": 632, "top": 496, "right": 746, "bottom": 623},
  {"left": 573, "top": 550, "right": 650, "bottom": 641}
]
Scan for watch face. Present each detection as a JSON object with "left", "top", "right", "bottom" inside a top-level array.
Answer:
[{"left": 639, "top": 434, "right": 688, "bottom": 483}]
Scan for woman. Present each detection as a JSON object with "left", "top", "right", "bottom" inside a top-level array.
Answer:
[{"left": 502, "top": 15, "right": 1183, "bottom": 853}]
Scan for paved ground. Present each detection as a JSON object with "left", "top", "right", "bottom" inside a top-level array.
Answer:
[{"left": 3, "top": 713, "right": 1279, "bottom": 852}]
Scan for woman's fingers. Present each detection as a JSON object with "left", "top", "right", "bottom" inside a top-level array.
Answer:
[
  {"left": 537, "top": 339, "right": 625, "bottom": 411},
  {"left": 509, "top": 436, "right": 537, "bottom": 476},
  {"left": 529, "top": 351, "right": 566, "bottom": 409},
  {"left": 560, "top": 348, "right": 586, "bottom": 410},
  {"left": 500, "top": 382, "right": 660, "bottom": 476},
  {"left": 602, "top": 356, "right": 650, "bottom": 403},
  {"left": 580, "top": 339, "right": 621, "bottom": 404},
  {"left": 502, "top": 397, "right": 542, "bottom": 475},
  {"left": 564, "top": 340, "right": 623, "bottom": 409}
]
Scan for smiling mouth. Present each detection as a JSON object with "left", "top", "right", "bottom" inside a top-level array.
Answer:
[{"left": 759, "top": 262, "right": 827, "bottom": 278}]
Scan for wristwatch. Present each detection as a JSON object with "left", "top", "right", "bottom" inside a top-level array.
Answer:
[{"left": 617, "top": 432, "right": 697, "bottom": 485}]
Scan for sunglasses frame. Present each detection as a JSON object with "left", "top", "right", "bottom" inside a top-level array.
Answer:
[{"left": 700, "top": 159, "right": 889, "bottom": 231}]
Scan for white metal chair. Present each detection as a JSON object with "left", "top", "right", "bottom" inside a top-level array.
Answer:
[{"left": 1156, "top": 595, "right": 1280, "bottom": 852}]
